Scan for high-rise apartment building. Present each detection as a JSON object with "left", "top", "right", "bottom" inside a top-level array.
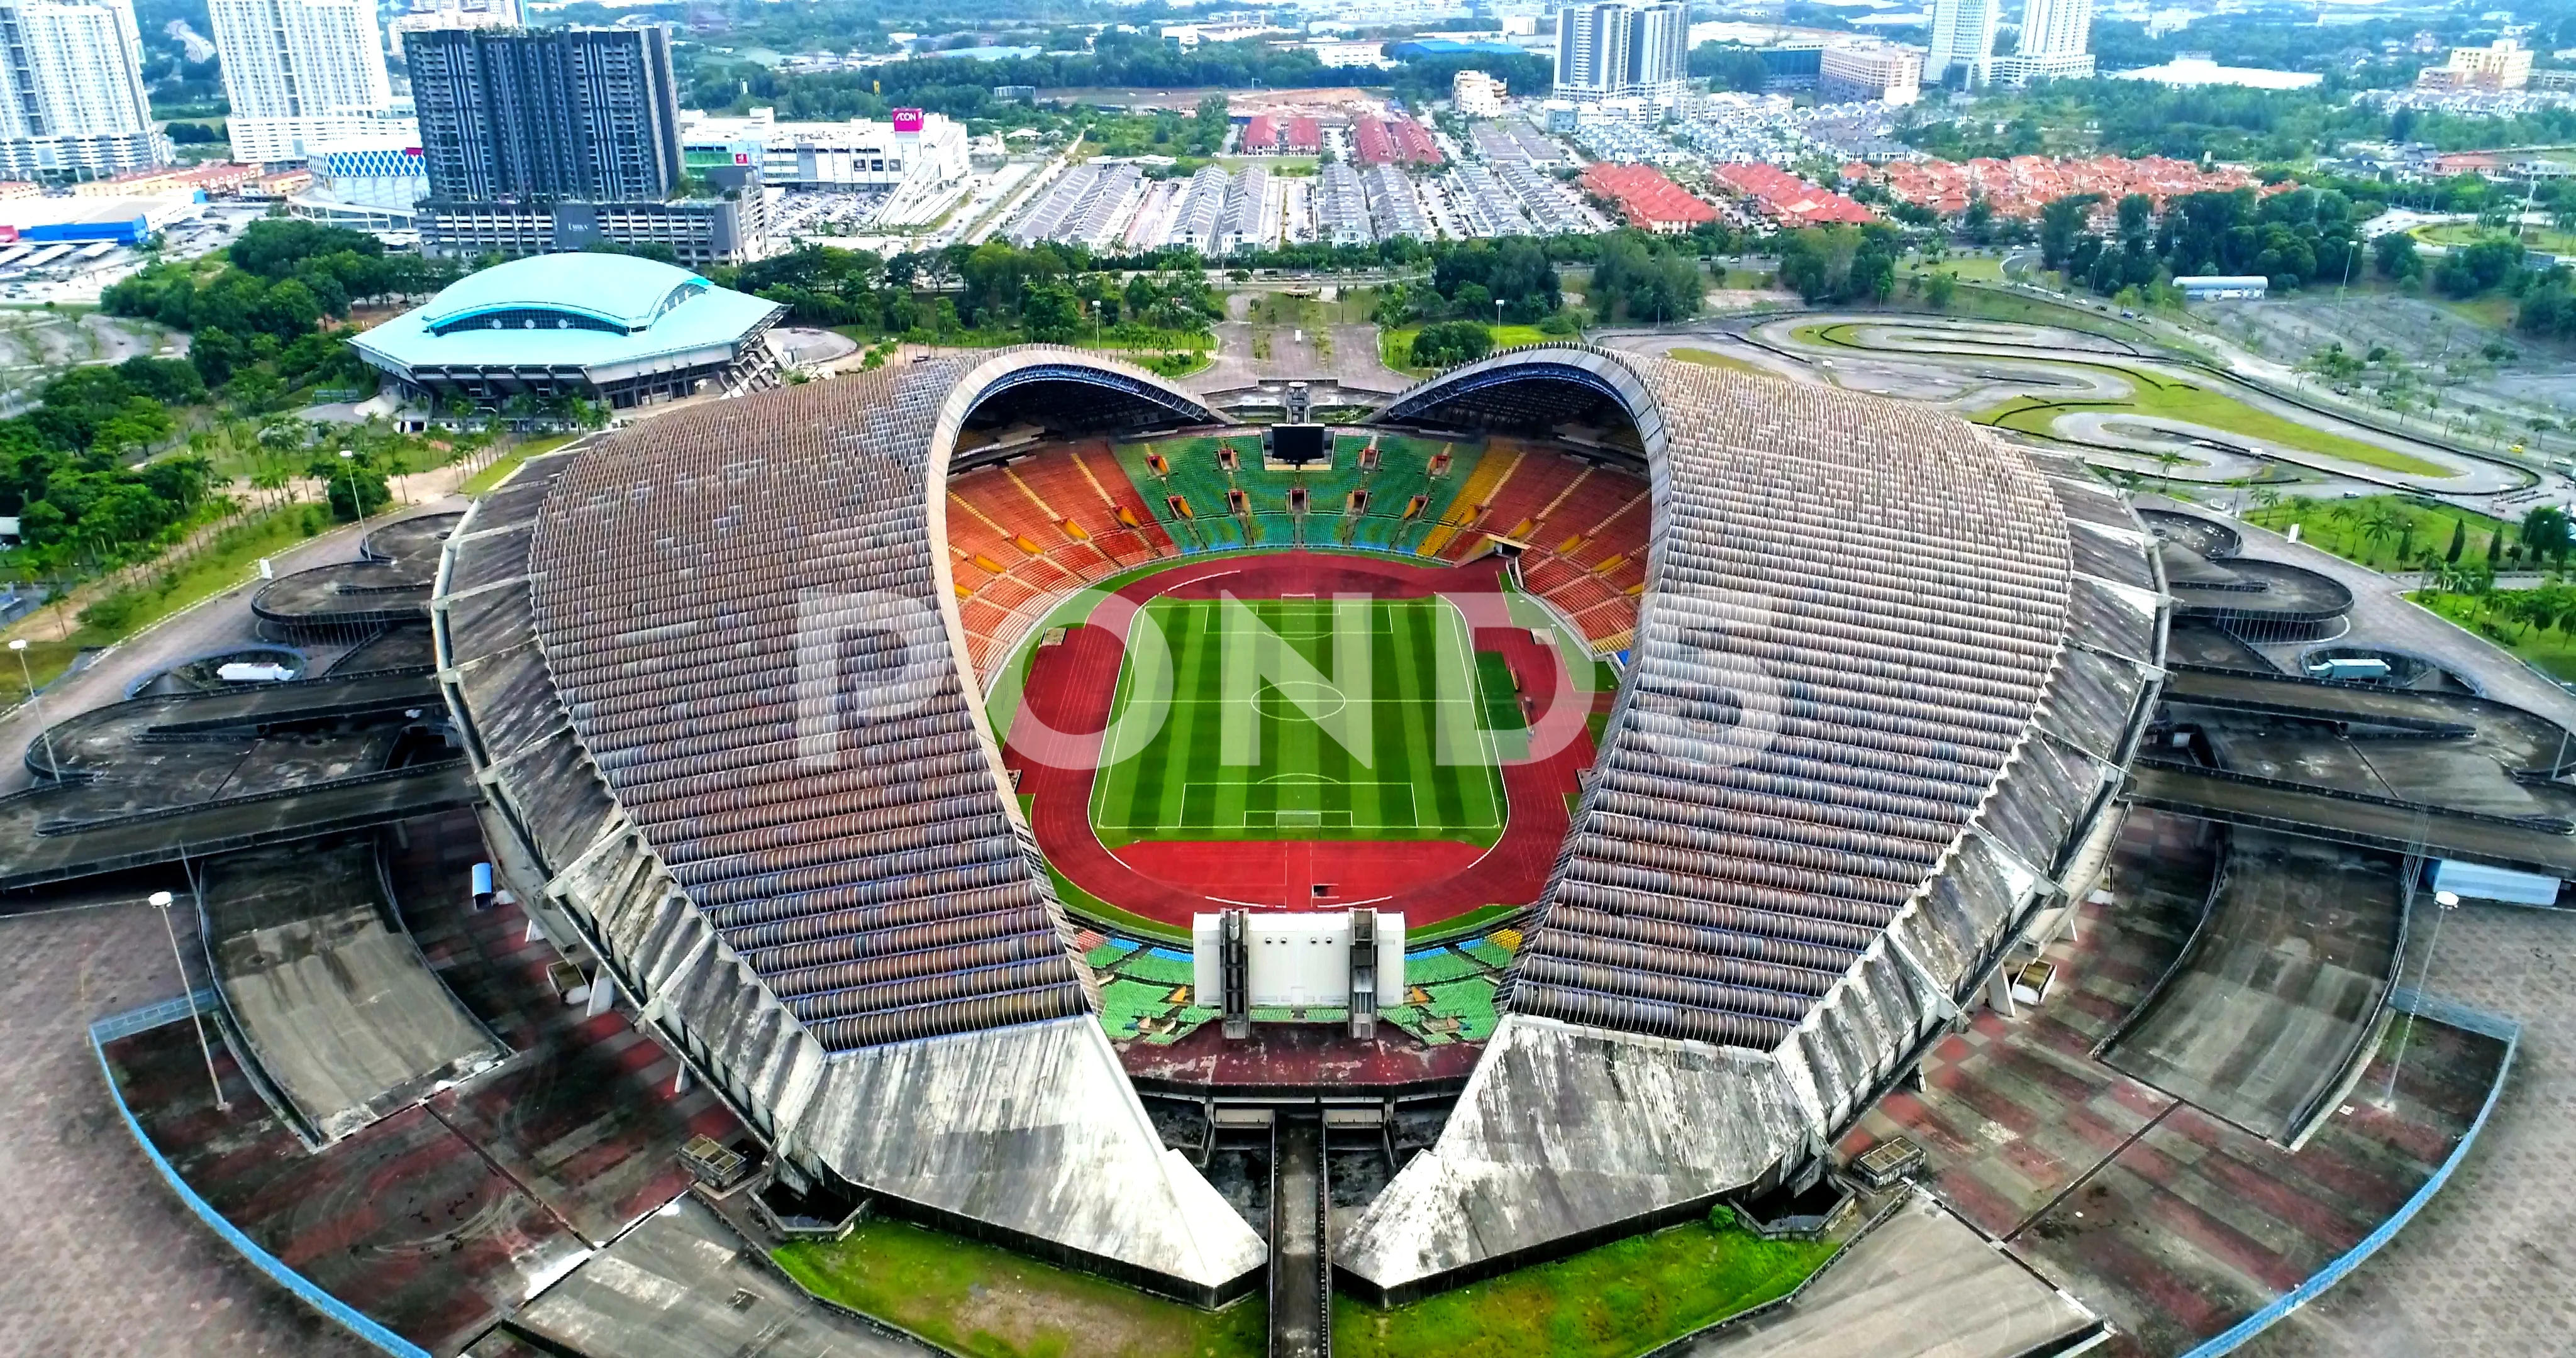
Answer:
[
  {"left": 1990, "top": 0, "right": 2094, "bottom": 84},
  {"left": 1553, "top": 3, "right": 1687, "bottom": 105},
  {"left": 406, "top": 26, "right": 762, "bottom": 264},
  {"left": 1554, "top": 4, "right": 1630, "bottom": 98},
  {"left": 387, "top": 0, "right": 519, "bottom": 60},
  {"left": 210, "top": 0, "right": 401, "bottom": 164},
  {"left": 1625, "top": 3, "right": 1689, "bottom": 104},
  {"left": 408, "top": 25, "right": 682, "bottom": 204},
  {"left": 0, "top": 0, "right": 165, "bottom": 180},
  {"left": 1924, "top": 0, "right": 2001, "bottom": 86}
]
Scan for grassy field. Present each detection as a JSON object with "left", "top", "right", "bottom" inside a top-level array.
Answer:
[
  {"left": 0, "top": 637, "right": 91, "bottom": 704},
  {"left": 1380, "top": 324, "right": 1559, "bottom": 375},
  {"left": 1899, "top": 255, "right": 2008, "bottom": 282},
  {"left": 1334, "top": 1211, "right": 1840, "bottom": 1358},
  {"left": 2243, "top": 495, "right": 2515, "bottom": 572},
  {"left": 1090, "top": 596, "right": 1507, "bottom": 847},
  {"left": 1781, "top": 317, "right": 2471, "bottom": 479},
  {"left": 2415, "top": 590, "right": 2576, "bottom": 681},
  {"left": 70, "top": 503, "right": 336, "bottom": 637},
  {"left": 2414, "top": 222, "right": 2576, "bottom": 255},
  {"left": 1971, "top": 376, "right": 2450, "bottom": 477},
  {"left": 459, "top": 433, "right": 577, "bottom": 496},
  {"left": 776, "top": 1219, "right": 1263, "bottom": 1358},
  {"left": 1665, "top": 346, "right": 1781, "bottom": 378},
  {"left": 0, "top": 502, "right": 341, "bottom": 704}
]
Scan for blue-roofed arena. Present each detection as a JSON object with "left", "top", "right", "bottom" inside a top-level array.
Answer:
[{"left": 351, "top": 254, "right": 787, "bottom": 411}]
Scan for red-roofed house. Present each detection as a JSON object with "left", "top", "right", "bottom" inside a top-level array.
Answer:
[{"left": 1580, "top": 163, "right": 1717, "bottom": 233}]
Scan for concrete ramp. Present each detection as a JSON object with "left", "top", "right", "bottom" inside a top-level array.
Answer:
[
  {"left": 2105, "top": 829, "right": 2403, "bottom": 1143},
  {"left": 492, "top": 1198, "right": 918, "bottom": 1358},
  {"left": 1675, "top": 1196, "right": 2097, "bottom": 1357},
  {"left": 203, "top": 839, "right": 505, "bottom": 1143}
]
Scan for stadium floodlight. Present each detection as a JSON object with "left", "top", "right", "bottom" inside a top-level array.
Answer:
[
  {"left": 10, "top": 636, "right": 53, "bottom": 775},
  {"left": 150, "top": 888, "right": 229, "bottom": 1112}
]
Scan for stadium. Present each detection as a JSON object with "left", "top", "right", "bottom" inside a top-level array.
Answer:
[
  {"left": 440, "top": 343, "right": 2157, "bottom": 1301},
  {"left": 19, "top": 341, "right": 2548, "bottom": 1357},
  {"left": 351, "top": 253, "right": 787, "bottom": 412}
]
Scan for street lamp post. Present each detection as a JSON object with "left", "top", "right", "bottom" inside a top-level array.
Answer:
[
  {"left": 2381, "top": 883, "right": 2459, "bottom": 1110},
  {"left": 336, "top": 448, "right": 357, "bottom": 522},
  {"left": 152, "top": 887, "right": 230, "bottom": 1112},
  {"left": 9, "top": 637, "right": 53, "bottom": 775}
]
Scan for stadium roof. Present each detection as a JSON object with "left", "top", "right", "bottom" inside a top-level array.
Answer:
[
  {"left": 1345, "top": 346, "right": 2165, "bottom": 1300},
  {"left": 435, "top": 344, "right": 2163, "bottom": 1306},
  {"left": 436, "top": 350, "right": 1258, "bottom": 1304},
  {"left": 353, "top": 254, "right": 782, "bottom": 377}
]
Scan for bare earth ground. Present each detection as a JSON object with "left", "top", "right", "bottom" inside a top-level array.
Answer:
[{"left": 2209, "top": 293, "right": 2573, "bottom": 439}]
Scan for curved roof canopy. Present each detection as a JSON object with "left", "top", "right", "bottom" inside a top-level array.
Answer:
[
  {"left": 434, "top": 345, "right": 2163, "bottom": 1306},
  {"left": 353, "top": 255, "right": 783, "bottom": 379},
  {"left": 416, "top": 253, "right": 713, "bottom": 334}
]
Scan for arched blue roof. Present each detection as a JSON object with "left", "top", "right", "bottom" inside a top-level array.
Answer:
[{"left": 416, "top": 253, "right": 713, "bottom": 333}]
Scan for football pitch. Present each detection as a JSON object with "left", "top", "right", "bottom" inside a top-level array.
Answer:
[{"left": 1087, "top": 596, "right": 1510, "bottom": 847}]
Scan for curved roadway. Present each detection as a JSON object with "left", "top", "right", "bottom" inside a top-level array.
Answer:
[{"left": 1602, "top": 316, "right": 2531, "bottom": 502}]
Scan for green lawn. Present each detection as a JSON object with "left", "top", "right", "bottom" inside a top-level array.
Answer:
[
  {"left": 0, "top": 636, "right": 89, "bottom": 704},
  {"left": 1789, "top": 321, "right": 2465, "bottom": 478},
  {"left": 1474, "top": 649, "right": 1527, "bottom": 732},
  {"left": 2243, "top": 495, "right": 2514, "bottom": 573},
  {"left": 460, "top": 433, "right": 577, "bottom": 496},
  {"left": 1380, "top": 324, "right": 1560, "bottom": 375},
  {"left": 2416, "top": 590, "right": 2576, "bottom": 681},
  {"left": 69, "top": 503, "right": 336, "bottom": 640},
  {"left": 1334, "top": 1211, "right": 1840, "bottom": 1358},
  {"left": 1899, "top": 255, "right": 2007, "bottom": 283},
  {"left": 2414, "top": 222, "right": 2576, "bottom": 255},
  {"left": 1665, "top": 346, "right": 1780, "bottom": 378},
  {"left": 775, "top": 1218, "right": 1263, "bottom": 1358},
  {"left": 1972, "top": 376, "right": 2449, "bottom": 477},
  {"left": 1089, "top": 596, "right": 1507, "bottom": 846}
]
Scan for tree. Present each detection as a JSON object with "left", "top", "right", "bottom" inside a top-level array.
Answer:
[
  {"left": 1923, "top": 270, "right": 1958, "bottom": 309},
  {"left": 2039, "top": 194, "right": 2103, "bottom": 271},
  {"left": 313, "top": 450, "right": 391, "bottom": 521},
  {"left": 2523, "top": 505, "right": 2572, "bottom": 562},
  {"left": 1688, "top": 43, "right": 1772, "bottom": 92},
  {"left": 1408, "top": 320, "right": 1494, "bottom": 368},
  {"left": 1022, "top": 282, "right": 1082, "bottom": 343},
  {"left": 2446, "top": 517, "right": 2467, "bottom": 564}
]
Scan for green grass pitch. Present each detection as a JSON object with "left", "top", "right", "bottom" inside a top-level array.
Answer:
[{"left": 1088, "top": 596, "right": 1510, "bottom": 846}]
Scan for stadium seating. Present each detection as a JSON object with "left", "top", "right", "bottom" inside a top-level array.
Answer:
[
  {"left": 1075, "top": 429, "right": 1653, "bottom": 654},
  {"left": 941, "top": 444, "right": 1210, "bottom": 677},
  {"left": 1494, "top": 463, "right": 1650, "bottom": 653}
]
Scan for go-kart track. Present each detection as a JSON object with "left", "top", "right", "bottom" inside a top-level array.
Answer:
[
  {"left": 992, "top": 549, "right": 1601, "bottom": 926},
  {"left": 1609, "top": 314, "right": 2534, "bottom": 504}
]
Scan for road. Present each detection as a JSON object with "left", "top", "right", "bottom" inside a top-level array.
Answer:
[
  {"left": 2141, "top": 497, "right": 2576, "bottom": 731},
  {"left": 0, "top": 487, "right": 472, "bottom": 795}
]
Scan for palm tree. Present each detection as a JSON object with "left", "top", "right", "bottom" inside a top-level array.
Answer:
[
  {"left": 2355, "top": 502, "right": 2404, "bottom": 564},
  {"left": 2151, "top": 449, "right": 2187, "bottom": 493}
]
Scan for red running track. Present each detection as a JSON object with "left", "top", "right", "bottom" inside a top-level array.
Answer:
[{"left": 999, "top": 551, "right": 1601, "bottom": 927}]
